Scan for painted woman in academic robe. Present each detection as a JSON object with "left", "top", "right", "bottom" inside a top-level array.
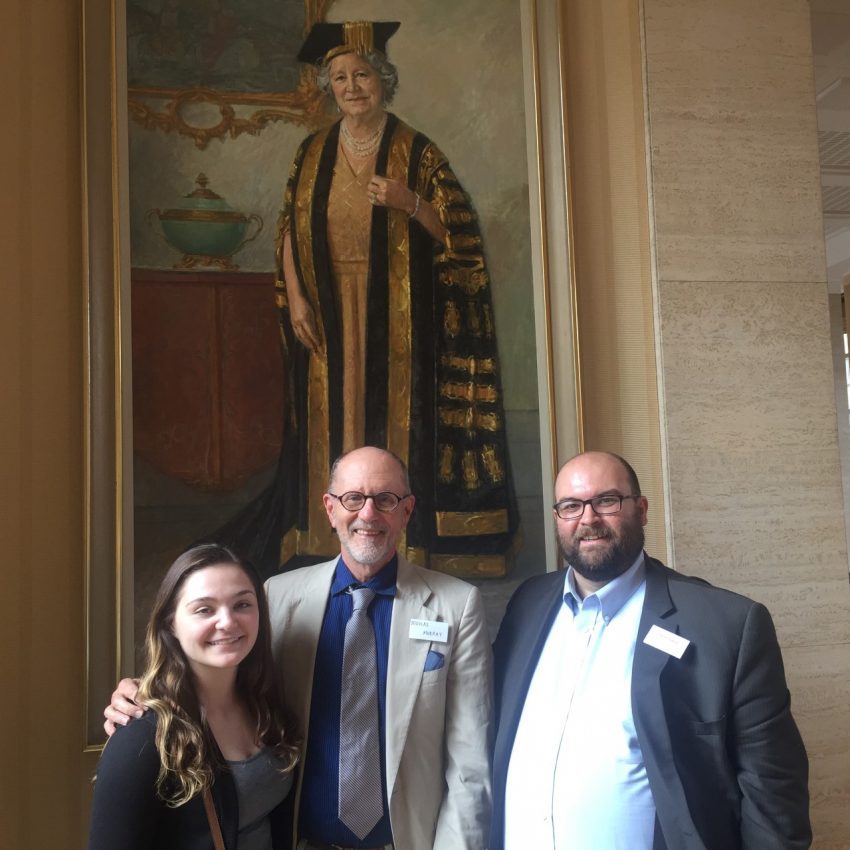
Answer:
[{"left": 224, "top": 21, "right": 518, "bottom": 579}]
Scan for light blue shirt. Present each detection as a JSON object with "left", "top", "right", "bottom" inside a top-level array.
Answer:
[{"left": 504, "top": 554, "right": 656, "bottom": 850}]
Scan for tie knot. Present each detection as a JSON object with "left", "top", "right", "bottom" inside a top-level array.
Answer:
[{"left": 349, "top": 586, "right": 375, "bottom": 612}]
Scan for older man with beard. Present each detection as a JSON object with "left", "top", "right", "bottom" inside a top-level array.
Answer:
[
  {"left": 490, "top": 451, "right": 810, "bottom": 850},
  {"left": 105, "top": 446, "right": 492, "bottom": 850},
  {"left": 263, "top": 446, "right": 492, "bottom": 850}
]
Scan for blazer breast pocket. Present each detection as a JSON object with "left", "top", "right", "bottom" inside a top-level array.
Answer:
[
  {"left": 421, "top": 650, "right": 449, "bottom": 687},
  {"left": 424, "top": 649, "right": 445, "bottom": 672},
  {"left": 690, "top": 716, "right": 727, "bottom": 737}
]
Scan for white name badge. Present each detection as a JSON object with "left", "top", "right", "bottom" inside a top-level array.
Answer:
[
  {"left": 643, "top": 624, "right": 690, "bottom": 659},
  {"left": 409, "top": 618, "right": 449, "bottom": 643}
]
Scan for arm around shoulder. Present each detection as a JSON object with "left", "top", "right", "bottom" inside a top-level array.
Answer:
[{"left": 88, "top": 715, "right": 163, "bottom": 850}]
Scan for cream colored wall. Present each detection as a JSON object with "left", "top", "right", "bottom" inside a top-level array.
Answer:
[
  {"left": 0, "top": 0, "right": 96, "bottom": 848},
  {"left": 642, "top": 0, "right": 850, "bottom": 844},
  {"left": 561, "top": 0, "right": 667, "bottom": 560},
  {"left": 565, "top": 0, "right": 850, "bottom": 844}
]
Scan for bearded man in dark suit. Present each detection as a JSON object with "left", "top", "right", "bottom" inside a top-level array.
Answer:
[{"left": 491, "top": 451, "right": 810, "bottom": 850}]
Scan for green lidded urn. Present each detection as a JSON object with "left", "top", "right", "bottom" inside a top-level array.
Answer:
[{"left": 146, "top": 173, "right": 263, "bottom": 270}]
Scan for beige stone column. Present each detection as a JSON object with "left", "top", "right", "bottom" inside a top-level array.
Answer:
[{"left": 642, "top": 0, "right": 850, "bottom": 842}]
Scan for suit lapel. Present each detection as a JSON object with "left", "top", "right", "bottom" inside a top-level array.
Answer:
[
  {"left": 493, "top": 572, "right": 564, "bottom": 775},
  {"left": 287, "top": 559, "right": 337, "bottom": 730},
  {"left": 384, "top": 558, "right": 434, "bottom": 798},
  {"left": 632, "top": 557, "right": 700, "bottom": 848}
]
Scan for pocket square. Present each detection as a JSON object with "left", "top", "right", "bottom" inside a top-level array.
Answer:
[{"left": 424, "top": 650, "right": 445, "bottom": 672}]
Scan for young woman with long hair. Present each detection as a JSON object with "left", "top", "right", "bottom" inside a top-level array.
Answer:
[{"left": 88, "top": 544, "right": 299, "bottom": 850}]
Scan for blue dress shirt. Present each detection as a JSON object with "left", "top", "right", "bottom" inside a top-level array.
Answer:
[
  {"left": 504, "top": 554, "right": 655, "bottom": 850},
  {"left": 298, "top": 556, "right": 396, "bottom": 847}
]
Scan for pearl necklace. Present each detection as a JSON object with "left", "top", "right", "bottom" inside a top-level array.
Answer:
[{"left": 340, "top": 115, "right": 386, "bottom": 158}]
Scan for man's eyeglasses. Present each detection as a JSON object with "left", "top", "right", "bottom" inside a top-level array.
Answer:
[
  {"left": 553, "top": 494, "right": 640, "bottom": 520},
  {"left": 327, "top": 491, "right": 411, "bottom": 513}
]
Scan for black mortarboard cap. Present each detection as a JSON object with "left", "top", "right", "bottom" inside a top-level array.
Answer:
[{"left": 297, "top": 21, "right": 400, "bottom": 64}]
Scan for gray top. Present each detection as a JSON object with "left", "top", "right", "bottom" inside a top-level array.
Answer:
[{"left": 227, "top": 748, "right": 293, "bottom": 850}]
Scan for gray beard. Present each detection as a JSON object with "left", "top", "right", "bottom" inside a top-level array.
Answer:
[
  {"left": 340, "top": 523, "right": 392, "bottom": 567},
  {"left": 559, "top": 523, "right": 645, "bottom": 585}
]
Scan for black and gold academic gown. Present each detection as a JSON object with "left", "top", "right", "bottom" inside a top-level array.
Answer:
[{"left": 221, "top": 113, "right": 519, "bottom": 579}]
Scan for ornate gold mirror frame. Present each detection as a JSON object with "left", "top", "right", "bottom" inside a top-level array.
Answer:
[
  {"left": 127, "top": 0, "right": 331, "bottom": 148},
  {"left": 82, "top": 0, "right": 581, "bottom": 748}
]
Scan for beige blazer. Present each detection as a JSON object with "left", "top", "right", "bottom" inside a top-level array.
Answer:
[{"left": 265, "top": 556, "right": 493, "bottom": 850}]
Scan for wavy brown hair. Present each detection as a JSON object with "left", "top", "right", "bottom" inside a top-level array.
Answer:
[{"left": 136, "top": 544, "right": 299, "bottom": 806}]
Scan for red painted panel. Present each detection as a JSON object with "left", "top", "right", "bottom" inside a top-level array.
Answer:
[{"left": 131, "top": 270, "right": 284, "bottom": 491}]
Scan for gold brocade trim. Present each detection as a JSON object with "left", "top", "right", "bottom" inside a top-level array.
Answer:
[
  {"left": 276, "top": 153, "right": 300, "bottom": 267},
  {"left": 430, "top": 552, "right": 510, "bottom": 578},
  {"left": 481, "top": 444, "right": 505, "bottom": 483},
  {"left": 438, "top": 444, "right": 454, "bottom": 483},
  {"left": 442, "top": 209, "right": 477, "bottom": 226},
  {"left": 462, "top": 450, "right": 479, "bottom": 490},
  {"left": 439, "top": 408, "right": 502, "bottom": 431},
  {"left": 430, "top": 528, "right": 522, "bottom": 578},
  {"left": 483, "top": 304, "right": 494, "bottom": 338},
  {"left": 444, "top": 301, "right": 461, "bottom": 338},
  {"left": 444, "top": 233, "right": 482, "bottom": 254},
  {"left": 465, "top": 301, "right": 482, "bottom": 337},
  {"left": 403, "top": 546, "right": 428, "bottom": 568},
  {"left": 385, "top": 120, "right": 417, "bottom": 555},
  {"left": 295, "top": 130, "right": 337, "bottom": 555},
  {"left": 438, "top": 267, "right": 490, "bottom": 294},
  {"left": 440, "top": 354, "right": 496, "bottom": 375},
  {"left": 417, "top": 143, "right": 447, "bottom": 194},
  {"left": 439, "top": 382, "right": 499, "bottom": 403},
  {"left": 435, "top": 509, "right": 509, "bottom": 536},
  {"left": 274, "top": 279, "right": 288, "bottom": 309},
  {"left": 432, "top": 184, "right": 468, "bottom": 209},
  {"left": 434, "top": 444, "right": 505, "bottom": 486}
]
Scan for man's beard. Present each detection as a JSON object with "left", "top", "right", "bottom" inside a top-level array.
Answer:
[
  {"left": 338, "top": 521, "right": 393, "bottom": 567},
  {"left": 558, "top": 520, "right": 645, "bottom": 585}
]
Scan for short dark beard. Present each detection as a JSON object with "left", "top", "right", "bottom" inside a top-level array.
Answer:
[{"left": 558, "top": 521, "right": 645, "bottom": 586}]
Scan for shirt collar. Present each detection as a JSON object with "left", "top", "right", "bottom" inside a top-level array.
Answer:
[
  {"left": 331, "top": 554, "right": 398, "bottom": 598},
  {"left": 563, "top": 551, "right": 646, "bottom": 618}
]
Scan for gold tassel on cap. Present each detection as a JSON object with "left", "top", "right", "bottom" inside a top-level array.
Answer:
[
  {"left": 343, "top": 21, "right": 374, "bottom": 53},
  {"left": 325, "top": 21, "right": 374, "bottom": 61}
]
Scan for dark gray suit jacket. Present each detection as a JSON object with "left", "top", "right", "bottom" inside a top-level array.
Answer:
[{"left": 491, "top": 556, "right": 810, "bottom": 850}]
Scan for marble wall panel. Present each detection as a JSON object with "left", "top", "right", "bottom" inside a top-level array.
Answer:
[
  {"left": 657, "top": 279, "right": 850, "bottom": 647},
  {"left": 782, "top": 643, "right": 850, "bottom": 847},
  {"left": 828, "top": 294, "right": 850, "bottom": 568},
  {"left": 643, "top": 0, "right": 825, "bottom": 284}
]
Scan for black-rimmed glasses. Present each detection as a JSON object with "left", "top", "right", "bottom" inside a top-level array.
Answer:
[
  {"left": 553, "top": 493, "right": 640, "bottom": 520},
  {"left": 328, "top": 491, "right": 411, "bottom": 513}
]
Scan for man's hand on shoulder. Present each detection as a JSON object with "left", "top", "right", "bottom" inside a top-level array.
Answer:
[{"left": 103, "top": 678, "right": 145, "bottom": 736}]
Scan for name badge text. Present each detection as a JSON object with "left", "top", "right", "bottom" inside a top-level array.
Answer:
[{"left": 409, "top": 619, "right": 449, "bottom": 643}]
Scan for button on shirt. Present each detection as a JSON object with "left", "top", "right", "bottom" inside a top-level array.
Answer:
[
  {"left": 299, "top": 556, "right": 396, "bottom": 847},
  {"left": 504, "top": 554, "right": 655, "bottom": 850}
]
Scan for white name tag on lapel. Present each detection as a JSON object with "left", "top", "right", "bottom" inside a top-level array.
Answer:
[
  {"left": 409, "top": 619, "right": 449, "bottom": 643},
  {"left": 643, "top": 625, "right": 690, "bottom": 659}
]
